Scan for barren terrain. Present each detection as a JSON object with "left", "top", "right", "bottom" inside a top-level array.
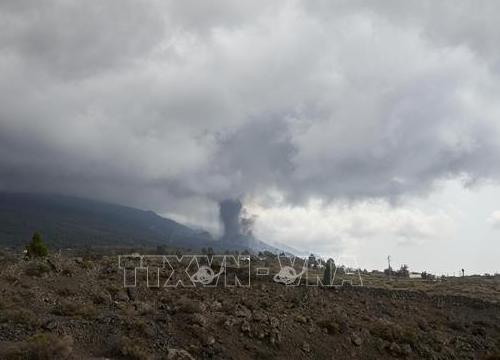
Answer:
[{"left": 1, "top": 250, "right": 499, "bottom": 359}]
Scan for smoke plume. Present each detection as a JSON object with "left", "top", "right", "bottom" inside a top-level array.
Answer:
[
  {"left": 219, "top": 199, "right": 256, "bottom": 240},
  {"left": 219, "top": 199, "right": 242, "bottom": 240}
]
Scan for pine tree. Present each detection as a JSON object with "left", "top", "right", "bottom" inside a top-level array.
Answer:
[
  {"left": 323, "top": 258, "right": 334, "bottom": 285},
  {"left": 26, "top": 232, "right": 48, "bottom": 258}
]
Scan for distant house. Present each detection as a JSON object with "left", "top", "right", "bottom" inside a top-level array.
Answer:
[{"left": 409, "top": 272, "right": 421, "bottom": 279}]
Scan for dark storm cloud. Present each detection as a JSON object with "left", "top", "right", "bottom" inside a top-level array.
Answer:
[{"left": 1, "top": 0, "right": 500, "bottom": 215}]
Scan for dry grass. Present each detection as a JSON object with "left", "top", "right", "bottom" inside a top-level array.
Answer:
[
  {"left": 51, "top": 300, "right": 97, "bottom": 319},
  {"left": 112, "top": 336, "right": 152, "bottom": 360},
  {"left": 0, "top": 307, "right": 40, "bottom": 327},
  {"left": 24, "top": 262, "right": 51, "bottom": 277},
  {"left": 0, "top": 333, "right": 73, "bottom": 360}
]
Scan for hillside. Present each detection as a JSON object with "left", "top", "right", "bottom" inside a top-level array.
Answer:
[
  {"left": 0, "top": 193, "right": 213, "bottom": 249},
  {"left": 0, "top": 193, "right": 289, "bottom": 254}
]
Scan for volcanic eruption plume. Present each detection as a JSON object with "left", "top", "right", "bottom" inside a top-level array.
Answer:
[
  {"left": 219, "top": 199, "right": 242, "bottom": 240},
  {"left": 219, "top": 199, "right": 256, "bottom": 242}
]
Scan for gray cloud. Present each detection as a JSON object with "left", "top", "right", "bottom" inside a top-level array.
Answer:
[
  {"left": 0, "top": 0, "right": 166, "bottom": 79},
  {"left": 1, "top": 0, "right": 500, "bottom": 220}
]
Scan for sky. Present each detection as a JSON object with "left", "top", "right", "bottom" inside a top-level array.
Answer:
[{"left": 0, "top": 0, "right": 499, "bottom": 274}]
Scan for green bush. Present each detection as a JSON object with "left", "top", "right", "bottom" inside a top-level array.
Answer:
[{"left": 26, "top": 232, "right": 48, "bottom": 258}]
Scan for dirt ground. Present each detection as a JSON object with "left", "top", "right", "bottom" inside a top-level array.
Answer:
[{"left": 0, "top": 251, "right": 499, "bottom": 359}]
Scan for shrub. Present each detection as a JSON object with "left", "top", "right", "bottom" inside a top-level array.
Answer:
[
  {"left": 113, "top": 336, "right": 151, "bottom": 360},
  {"left": 52, "top": 301, "right": 96, "bottom": 319},
  {"left": 26, "top": 232, "right": 48, "bottom": 258},
  {"left": 370, "top": 320, "right": 418, "bottom": 347},
  {"left": 79, "top": 259, "right": 94, "bottom": 270},
  {"left": 0, "top": 333, "right": 73, "bottom": 360},
  {"left": 27, "top": 333, "right": 73, "bottom": 360},
  {"left": 0, "top": 342, "right": 24, "bottom": 360},
  {"left": 1, "top": 264, "right": 22, "bottom": 283},
  {"left": 24, "top": 262, "right": 51, "bottom": 277},
  {"left": 323, "top": 259, "right": 334, "bottom": 285},
  {"left": 0, "top": 307, "right": 40, "bottom": 327}
]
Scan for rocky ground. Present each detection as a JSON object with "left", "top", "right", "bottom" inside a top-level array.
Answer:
[{"left": 0, "top": 251, "right": 499, "bottom": 359}]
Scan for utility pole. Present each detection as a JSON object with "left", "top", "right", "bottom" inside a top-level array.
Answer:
[{"left": 387, "top": 255, "right": 392, "bottom": 281}]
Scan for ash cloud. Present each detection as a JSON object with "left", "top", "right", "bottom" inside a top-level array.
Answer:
[
  {"left": 1, "top": 0, "right": 500, "bottom": 219},
  {"left": 219, "top": 199, "right": 256, "bottom": 240},
  {"left": 219, "top": 199, "right": 242, "bottom": 240}
]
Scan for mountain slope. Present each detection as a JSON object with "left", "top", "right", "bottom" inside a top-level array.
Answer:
[
  {"left": 0, "top": 192, "right": 213, "bottom": 249},
  {"left": 0, "top": 192, "right": 297, "bottom": 255}
]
